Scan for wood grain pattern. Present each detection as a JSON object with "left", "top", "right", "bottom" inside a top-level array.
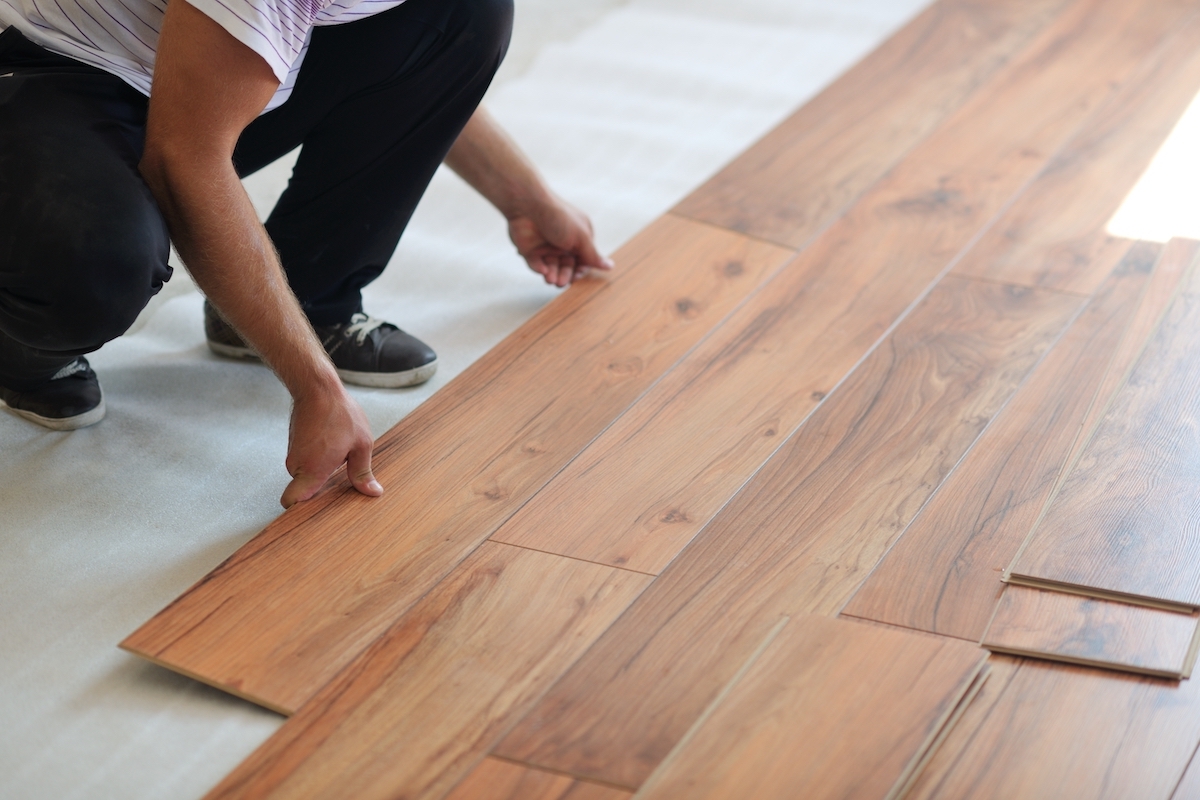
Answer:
[
  {"left": 633, "top": 615, "right": 987, "bottom": 800},
  {"left": 840, "top": 242, "right": 1162, "bottom": 640},
  {"left": 202, "top": 543, "right": 649, "bottom": 800},
  {"left": 1173, "top": 747, "right": 1200, "bottom": 800},
  {"left": 907, "top": 656, "right": 1200, "bottom": 800},
  {"left": 982, "top": 585, "right": 1200, "bottom": 678},
  {"left": 1010, "top": 239, "right": 1200, "bottom": 609},
  {"left": 489, "top": 0, "right": 1173, "bottom": 575},
  {"left": 673, "top": 0, "right": 1076, "bottom": 248},
  {"left": 952, "top": 11, "right": 1200, "bottom": 294},
  {"left": 493, "top": 277, "right": 1080, "bottom": 789},
  {"left": 445, "top": 759, "right": 631, "bottom": 800},
  {"left": 121, "top": 216, "right": 791, "bottom": 715}
]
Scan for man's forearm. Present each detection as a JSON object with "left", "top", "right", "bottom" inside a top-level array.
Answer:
[{"left": 445, "top": 106, "right": 551, "bottom": 220}]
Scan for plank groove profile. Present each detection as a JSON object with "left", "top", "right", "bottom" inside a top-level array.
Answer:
[
  {"left": 631, "top": 615, "right": 987, "bottom": 800},
  {"left": 981, "top": 585, "right": 1200, "bottom": 678}
]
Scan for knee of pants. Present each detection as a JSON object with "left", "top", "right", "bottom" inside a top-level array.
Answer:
[{"left": 461, "top": 0, "right": 514, "bottom": 66}]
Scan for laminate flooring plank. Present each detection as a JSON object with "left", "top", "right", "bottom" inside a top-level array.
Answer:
[
  {"left": 632, "top": 615, "right": 987, "bottom": 800},
  {"left": 444, "top": 759, "right": 631, "bottom": 800},
  {"left": 906, "top": 656, "right": 1200, "bottom": 800},
  {"left": 494, "top": 277, "right": 1080, "bottom": 789},
  {"left": 839, "top": 243, "right": 1163, "bottom": 639},
  {"left": 202, "top": 543, "right": 649, "bottom": 800},
  {"left": 490, "top": 0, "right": 1176, "bottom": 575},
  {"left": 121, "top": 216, "right": 793, "bottom": 715},
  {"left": 981, "top": 585, "right": 1200, "bottom": 678},
  {"left": 951, "top": 13, "right": 1200, "bottom": 294},
  {"left": 673, "top": 0, "right": 1076, "bottom": 248},
  {"left": 1010, "top": 240, "right": 1200, "bottom": 609},
  {"left": 1172, "top": 746, "right": 1200, "bottom": 800}
]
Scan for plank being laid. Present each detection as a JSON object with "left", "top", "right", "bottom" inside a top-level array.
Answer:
[
  {"left": 907, "top": 656, "right": 1200, "bottom": 800},
  {"left": 444, "top": 759, "right": 631, "bottom": 800},
  {"left": 672, "top": 0, "right": 1076, "bottom": 248},
  {"left": 490, "top": 0, "right": 1181, "bottom": 575},
  {"left": 494, "top": 276, "right": 1081, "bottom": 789},
  {"left": 840, "top": 242, "right": 1164, "bottom": 640},
  {"left": 981, "top": 585, "right": 1200, "bottom": 678},
  {"left": 1009, "top": 241, "right": 1200, "bottom": 610},
  {"left": 121, "top": 216, "right": 791, "bottom": 715},
  {"left": 202, "top": 543, "right": 649, "bottom": 800},
  {"left": 632, "top": 615, "right": 987, "bottom": 800}
]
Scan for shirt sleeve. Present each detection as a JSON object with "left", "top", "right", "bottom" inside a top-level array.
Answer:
[{"left": 182, "top": 0, "right": 325, "bottom": 83}]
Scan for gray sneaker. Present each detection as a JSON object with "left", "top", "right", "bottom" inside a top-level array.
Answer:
[
  {"left": 204, "top": 301, "right": 438, "bottom": 388},
  {"left": 0, "top": 358, "right": 106, "bottom": 430}
]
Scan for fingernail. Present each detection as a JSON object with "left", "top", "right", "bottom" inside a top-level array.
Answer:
[{"left": 369, "top": 480, "right": 383, "bottom": 493}]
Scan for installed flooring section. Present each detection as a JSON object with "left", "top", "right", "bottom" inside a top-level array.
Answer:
[{"left": 120, "top": 0, "right": 1200, "bottom": 796}]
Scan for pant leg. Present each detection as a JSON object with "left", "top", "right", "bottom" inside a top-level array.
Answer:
[
  {"left": 234, "top": 0, "right": 513, "bottom": 325},
  {"left": 0, "top": 29, "right": 171, "bottom": 389}
]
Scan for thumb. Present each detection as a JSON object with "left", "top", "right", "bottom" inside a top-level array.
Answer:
[
  {"left": 347, "top": 442, "right": 383, "bottom": 498},
  {"left": 281, "top": 470, "right": 328, "bottom": 509},
  {"left": 576, "top": 236, "right": 613, "bottom": 271}
]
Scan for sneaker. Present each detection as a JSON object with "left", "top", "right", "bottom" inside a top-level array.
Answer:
[
  {"left": 204, "top": 301, "right": 438, "bottom": 388},
  {"left": 0, "top": 357, "right": 105, "bottom": 430}
]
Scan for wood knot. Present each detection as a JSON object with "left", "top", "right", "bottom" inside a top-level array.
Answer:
[
  {"left": 723, "top": 260, "right": 744, "bottom": 277},
  {"left": 660, "top": 508, "right": 692, "bottom": 524},
  {"left": 675, "top": 298, "right": 701, "bottom": 319},
  {"left": 608, "top": 356, "right": 643, "bottom": 375},
  {"left": 811, "top": 390, "right": 826, "bottom": 401}
]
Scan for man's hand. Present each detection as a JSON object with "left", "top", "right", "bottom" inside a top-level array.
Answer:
[
  {"left": 282, "top": 383, "right": 382, "bottom": 508},
  {"left": 446, "top": 107, "right": 613, "bottom": 287}
]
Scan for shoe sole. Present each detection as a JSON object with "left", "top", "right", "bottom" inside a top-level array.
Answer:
[
  {"left": 0, "top": 396, "right": 106, "bottom": 430},
  {"left": 208, "top": 340, "right": 438, "bottom": 388}
]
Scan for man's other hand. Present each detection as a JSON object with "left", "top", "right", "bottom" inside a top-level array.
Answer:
[
  {"left": 281, "top": 383, "right": 382, "bottom": 508},
  {"left": 509, "top": 195, "right": 613, "bottom": 287}
]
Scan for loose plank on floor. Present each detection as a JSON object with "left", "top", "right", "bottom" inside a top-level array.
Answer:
[
  {"left": 673, "top": 0, "right": 1076, "bottom": 248},
  {"left": 122, "top": 216, "right": 791, "bottom": 715},
  {"left": 907, "top": 656, "right": 1200, "bottom": 800},
  {"left": 494, "top": 276, "right": 1080, "bottom": 789},
  {"left": 840, "top": 242, "right": 1163, "bottom": 640},
  {"left": 445, "top": 759, "right": 630, "bottom": 800},
  {"left": 1009, "top": 237, "right": 1200, "bottom": 609},
  {"left": 981, "top": 585, "right": 1200, "bottom": 678},
  {"left": 491, "top": 0, "right": 1173, "bottom": 575},
  {"left": 633, "top": 615, "right": 986, "bottom": 800},
  {"left": 202, "top": 543, "right": 648, "bottom": 800}
]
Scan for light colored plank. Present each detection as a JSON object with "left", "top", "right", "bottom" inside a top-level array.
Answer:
[
  {"left": 633, "top": 615, "right": 986, "bottom": 800},
  {"left": 445, "top": 759, "right": 631, "bottom": 800},
  {"left": 674, "top": 0, "right": 1077, "bottom": 248},
  {"left": 840, "top": 242, "right": 1164, "bottom": 639},
  {"left": 493, "top": 276, "right": 1081, "bottom": 789},
  {"left": 202, "top": 543, "right": 649, "bottom": 800},
  {"left": 121, "top": 216, "right": 791, "bottom": 715},
  {"left": 1009, "top": 238, "right": 1200, "bottom": 609},
  {"left": 908, "top": 656, "right": 1200, "bottom": 800},
  {"left": 490, "top": 0, "right": 1175, "bottom": 575},
  {"left": 1173, "top": 747, "right": 1200, "bottom": 800},
  {"left": 982, "top": 585, "right": 1200, "bottom": 678}
]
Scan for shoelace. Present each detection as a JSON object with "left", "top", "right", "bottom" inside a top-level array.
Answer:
[
  {"left": 50, "top": 360, "right": 87, "bottom": 380},
  {"left": 343, "top": 313, "right": 388, "bottom": 345}
]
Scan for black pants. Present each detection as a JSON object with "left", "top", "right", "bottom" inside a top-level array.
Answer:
[{"left": 0, "top": 0, "right": 511, "bottom": 390}]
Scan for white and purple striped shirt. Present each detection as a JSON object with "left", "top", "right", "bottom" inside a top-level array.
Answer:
[{"left": 0, "top": 0, "right": 405, "bottom": 110}]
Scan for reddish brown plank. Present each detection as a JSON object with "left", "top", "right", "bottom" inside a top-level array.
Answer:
[
  {"left": 201, "top": 544, "right": 649, "bottom": 800},
  {"left": 493, "top": 276, "right": 1080, "bottom": 789},
  {"left": 445, "top": 759, "right": 630, "bottom": 800},
  {"left": 907, "top": 656, "right": 1200, "bottom": 800},
  {"left": 635, "top": 615, "right": 986, "bottom": 800},
  {"left": 840, "top": 242, "right": 1162, "bottom": 639},
  {"left": 121, "top": 216, "right": 791, "bottom": 715},
  {"left": 673, "top": 0, "right": 1076, "bottom": 248},
  {"left": 982, "top": 585, "right": 1200, "bottom": 678}
]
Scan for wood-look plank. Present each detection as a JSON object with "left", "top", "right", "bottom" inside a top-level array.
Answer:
[
  {"left": 445, "top": 759, "right": 631, "bottom": 800},
  {"left": 121, "top": 216, "right": 791, "bottom": 715},
  {"left": 1173, "top": 747, "right": 1200, "bottom": 800},
  {"left": 493, "top": 277, "right": 1081, "bottom": 789},
  {"left": 202, "top": 543, "right": 649, "bottom": 800},
  {"left": 907, "top": 656, "right": 1200, "bottom": 800},
  {"left": 952, "top": 12, "right": 1200, "bottom": 295},
  {"left": 839, "top": 242, "right": 1163, "bottom": 640},
  {"left": 490, "top": 0, "right": 1175, "bottom": 575},
  {"left": 633, "top": 615, "right": 987, "bottom": 800},
  {"left": 673, "top": 0, "right": 1076, "bottom": 248},
  {"left": 981, "top": 585, "right": 1200, "bottom": 678},
  {"left": 1009, "top": 239, "right": 1200, "bottom": 609}
]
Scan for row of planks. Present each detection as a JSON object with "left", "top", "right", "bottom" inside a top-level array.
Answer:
[{"left": 121, "top": 0, "right": 1200, "bottom": 796}]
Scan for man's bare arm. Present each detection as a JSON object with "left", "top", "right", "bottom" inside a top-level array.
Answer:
[
  {"left": 446, "top": 106, "right": 613, "bottom": 287},
  {"left": 139, "top": 0, "right": 381, "bottom": 508}
]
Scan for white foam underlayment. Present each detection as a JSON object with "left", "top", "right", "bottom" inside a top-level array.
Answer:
[{"left": 0, "top": 1, "right": 928, "bottom": 797}]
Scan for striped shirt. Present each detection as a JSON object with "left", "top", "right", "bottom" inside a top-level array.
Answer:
[{"left": 0, "top": 0, "right": 406, "bottom": 110}]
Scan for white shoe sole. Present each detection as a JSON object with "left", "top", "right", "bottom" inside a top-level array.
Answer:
[
  {"left": 0, "top": 396, "right": 106, "bottom": 430},
  {"left": 208, "top": 340, "right": 437, "bottom": 388}
]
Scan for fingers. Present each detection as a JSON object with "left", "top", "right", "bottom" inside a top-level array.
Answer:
[
  {"left": 347, "top": 440, "right": 383, "bottom": 498},
  {"left": 281, "top": 469, "right": 327, "bottom": 509}
]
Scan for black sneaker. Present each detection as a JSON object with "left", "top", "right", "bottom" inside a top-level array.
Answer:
[
  {"left": 204, "top": 301, "right": 438, "bottom": 388},
  {"left": 0, "top": 357, "right": 105, "bottom": 430}
]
